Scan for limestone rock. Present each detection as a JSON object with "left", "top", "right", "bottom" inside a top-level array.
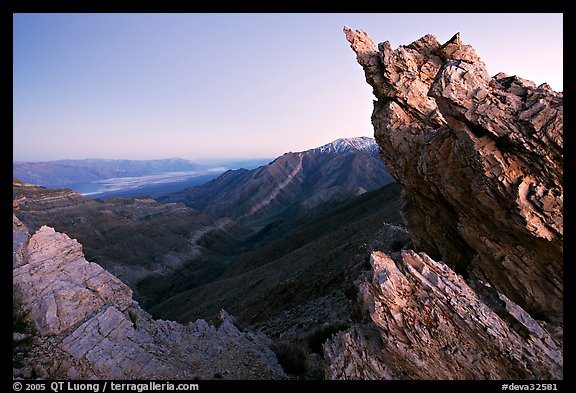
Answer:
[
  {"left": 13, "top": 226, "right": 133, "bottom": 336},
  {"left": 13, "top": 220, "right": 285, "bottom": 380},
  {"left": 344, "top": 27, "right": 562, "bottom": 323},
  {"left": 324, "top": 323, "right": 399, "bottom": 379}
]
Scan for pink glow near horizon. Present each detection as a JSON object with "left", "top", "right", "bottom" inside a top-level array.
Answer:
[{"left": 13, "top": 13, "right": 563, "bottom": 162}]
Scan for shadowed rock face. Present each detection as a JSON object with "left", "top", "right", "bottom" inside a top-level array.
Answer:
[{"left": 344, "top": 27, "right": 562, "bottom": 323}]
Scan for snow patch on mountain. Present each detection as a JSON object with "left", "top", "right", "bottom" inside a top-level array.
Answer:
[{"left": 314, "top": 137, "right": 378, "bottom": 155}]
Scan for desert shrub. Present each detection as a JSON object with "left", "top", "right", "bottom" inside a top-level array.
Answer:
[
  {"left": 306, "top": 362, "right": 325, "bottom": 380},
  {"left": 13, "top": 308, "right": 33, "bottom": 369},
  {"left": 271, "top": 342, "right": 307, "bottom": 376},
  {"left": 308, "top": 322, "right": 350, "bottom": 356}
]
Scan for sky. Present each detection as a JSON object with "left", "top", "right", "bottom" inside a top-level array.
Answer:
[{"left": 13, "top": 13, "right": 563, "bottom": 162}]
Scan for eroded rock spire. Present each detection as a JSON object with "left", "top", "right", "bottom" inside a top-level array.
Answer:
[{"left": 344, "top": 27, "right": 562, "bottom": 322}]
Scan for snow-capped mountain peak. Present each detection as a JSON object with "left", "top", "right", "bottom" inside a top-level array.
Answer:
[{"left": 314, "top": 137, "right": 378, "bottom": 154}]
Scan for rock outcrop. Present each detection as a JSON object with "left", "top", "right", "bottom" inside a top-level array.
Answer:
[
  {"left": 13, "top": 215, "right": 285, "bottom": 380},
  {"left": 324, "top": 250, "right": 562, "bottom": 379},
  {"left": 344, "top": 27, "right": 562, "bottom": 323},
  {"left": 324, "top": 28, "right": 563, "bottom": 379}
]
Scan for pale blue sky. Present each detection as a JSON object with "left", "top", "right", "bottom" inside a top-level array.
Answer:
[{"left": 13, "top": 13, "right": 563, "bottom": 162}]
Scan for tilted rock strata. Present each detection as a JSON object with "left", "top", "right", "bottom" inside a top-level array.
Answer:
[
  {"left": 326, "top": 28, "right": 564, "bottom": 380},
  {"left": 324, "top": 251, "right": 562, "bottom": 379},
  {"left": 13, "top": 217, "right": 284, "bottom": 380},
  {"left": 14, "top": 226, "right": 133, "bottom": 336},
  {"left": 344, "top": 28, "right": 562, "bottom": 323}
]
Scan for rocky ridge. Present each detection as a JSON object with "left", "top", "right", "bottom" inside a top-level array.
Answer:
[
  {"left": 13, "top": 214, "right": 284, "bottom": 380},
  {"left": 324, "top": 250, "right": 562, "bottom": 379},
  {"left": 322, "top": 28, "right": 564, "bottom": 379},
  {"left": 159, "top": 137, "right": 394, "bottom": 229}
]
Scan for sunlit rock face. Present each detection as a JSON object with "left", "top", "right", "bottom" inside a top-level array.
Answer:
[
  {"left": 323, "top": 28, "right": 563, "bottom": 380},
  {"left": 324, "top": 250, "right": 562, "bottom": 379}
]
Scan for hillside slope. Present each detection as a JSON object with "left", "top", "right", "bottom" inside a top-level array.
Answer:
[
  {"left": 13, "top": 180, "right": 250, "bottom": 308},
  {"left": 150, "top": 182, "right": 405, "bottom": 335}
]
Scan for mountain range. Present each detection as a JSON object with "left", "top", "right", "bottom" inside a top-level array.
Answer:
[
  {"left": 14, "top": 137, "right": 398, "bottom": 320},
  {"left": 159, "top": 137, "right": 394, "bottom": 229},
  {"left": 13, "top": 158, "right": 205, "bottom": 187},
  {"left": 13, "top": 157, "right": 274, "bottom": 199}
]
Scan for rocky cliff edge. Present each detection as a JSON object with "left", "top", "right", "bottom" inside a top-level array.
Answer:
[
  {"left": 13, "top": 214, "right": 285, "bottom": 380},
  {"left": 343, "top": 28, "right": 562, "bottom": 322}
]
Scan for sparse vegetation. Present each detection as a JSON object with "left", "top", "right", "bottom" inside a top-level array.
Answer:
[
  {"left": 308, "top": 321, "right": 350, "bottom": 356},
  {"left": 306, "top": 363, "right": 325, "bottom": 380},
  {"left": 128, "top": 310, "right": 138, "bottom": 329},
  {"left": 13, "top": 305, "right": 34, "bottom": 369},
  {"left": 13, "top": 311, "right": 29, "bottom": 334},
  {"left": 271, "top": 342, "right": 307, "bottom": 376}
]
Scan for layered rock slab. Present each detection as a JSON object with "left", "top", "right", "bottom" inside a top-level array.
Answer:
[
  {"left": 13, "top": 217, "right": 284, "bottom": 380},
  {"left": 324, "top": 251, "right": 562, "bottom": 379}
]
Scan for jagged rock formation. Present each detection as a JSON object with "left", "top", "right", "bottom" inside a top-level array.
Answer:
[
  {"left": 13, "top": 215, "right": 285, "bottom": 380},
  {"left": 323, "top": 28, "right": 564, "bottom": 380},
  {"left": 344, "top": 27, "right": 562, "bottom": 323},
  {"left": 324, "top": 250, "right": 562, "bottom": 379}
]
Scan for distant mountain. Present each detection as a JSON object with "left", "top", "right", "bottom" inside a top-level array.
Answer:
[
  {"left": 158, "top": 137, "right": 394, "bottom": 229},
  {"left": 311, "top": 136, "right": 379, "bottom": 154},
  {"left": 13, "top": 158, "right": 206, "bottom": 188}
]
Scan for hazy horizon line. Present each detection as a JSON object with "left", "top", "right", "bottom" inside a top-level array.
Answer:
[{"left": 13, "top": 135, "right": 376, "bottom": 163}]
